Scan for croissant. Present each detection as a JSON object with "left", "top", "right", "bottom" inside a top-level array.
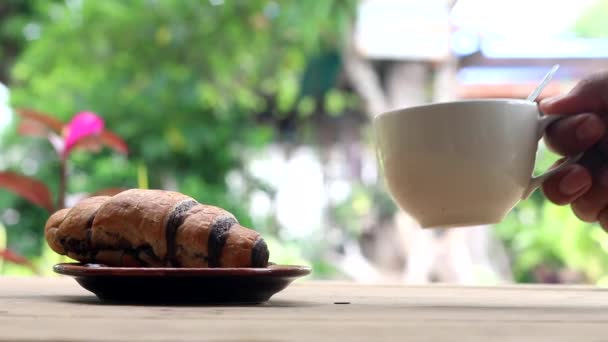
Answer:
[{"left": 44, "top": 189, "right": 269, "bottom": 268}]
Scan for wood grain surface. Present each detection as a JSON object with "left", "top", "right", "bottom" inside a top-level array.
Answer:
[{"left": 1, "top": 277, "right": 607, "bottom": 341}]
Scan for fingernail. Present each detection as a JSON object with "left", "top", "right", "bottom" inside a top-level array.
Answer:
[
  {"left": 576, "top": 116, "right": 603, "bottom": 143},
  {"left": 559, "top": 168, "right": 587, "bottom": 195},
  {"left": 540, "top": 94, "right": 565, "bottom": 107},
  {"left": 540, "top": 98, "right": 554, "bottom": 106}
]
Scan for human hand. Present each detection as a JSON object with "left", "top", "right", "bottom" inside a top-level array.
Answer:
[{"left": 540, "top": 71, "right": 608, "bottom": 230}]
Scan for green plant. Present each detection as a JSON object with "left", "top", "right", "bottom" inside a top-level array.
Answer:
[
  {"left": 496, "top": 145, "right": 608, "bottom": 284},
  {"left": 0, "top": 108, "right": 128, "bottom": 272},
  {"left": 2, "top": 0, "right": 358, "bottom": 274},
  {"left": 572, "top": 0, "right": 608, "bottom": 38}
]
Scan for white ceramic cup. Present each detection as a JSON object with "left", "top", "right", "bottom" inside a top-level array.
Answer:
[{"left": 373, "top": 99, "right": 581, "bottom": 229}]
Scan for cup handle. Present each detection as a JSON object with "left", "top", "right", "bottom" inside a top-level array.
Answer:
[{"left": 521, "top": 113, "right": 584, "bottom": 200}]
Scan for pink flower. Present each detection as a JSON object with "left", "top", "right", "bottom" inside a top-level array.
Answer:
[{"left": 62, "top": 111, "right": 105, "bottom": 158}]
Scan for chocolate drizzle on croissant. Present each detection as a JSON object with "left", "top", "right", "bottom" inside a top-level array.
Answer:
[
  {"left": 251, "top": 237, "right": 269, "bottom": 269},
  {"left": 165, "top": 199, "right": 198, "bottom": 267},
  {"left": 207, "top": 215, "right": 238, "bottom": 268},
  {"left": 44, "top": 189, "right": 269, "bottom": 268}
]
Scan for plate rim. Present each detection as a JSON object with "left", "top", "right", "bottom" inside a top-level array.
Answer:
[{"left": 53, "top": 262, "right": 312, "bottom": 278}]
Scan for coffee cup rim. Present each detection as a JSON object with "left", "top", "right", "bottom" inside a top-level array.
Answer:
[{"left": 374, "top": 98, "right": 537, "bottom": 119}]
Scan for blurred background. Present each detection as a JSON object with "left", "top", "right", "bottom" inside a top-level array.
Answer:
[{"left": 1, "top": 0, "right": 608, "bottom": 285}]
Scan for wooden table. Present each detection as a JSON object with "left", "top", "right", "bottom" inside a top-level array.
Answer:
[{"left": 1, "top": 277, "right": 607, "bottom": 341}]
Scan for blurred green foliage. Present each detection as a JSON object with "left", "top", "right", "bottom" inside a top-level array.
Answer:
[
  {"left": 497, "top": 0, "right": 608, "bottom": 283},
  {"left": 0, "top": 0, "right": 53, "bottom": 83},
  {"left": 573, "top": 0, "right": 608, "bottom": 38},
  {"left": 489, "top": 0, "right": 608, "bottom": 284},
  {"left": 495, "top": 145, "right": 608, "bottom": 284},
  {"left": 0, "top": 0, "right": 357, "bottom": 276},
  {"left": 2, "top": 0, "right": 608, "bottom": 285}
]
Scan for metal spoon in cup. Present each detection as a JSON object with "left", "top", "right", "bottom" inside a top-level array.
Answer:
[
  {"left": 519, "top": 63, "right": 585, "bottom": 199},
  {"left": 527, "top": 64, "right": 560, "bottom": 102}
]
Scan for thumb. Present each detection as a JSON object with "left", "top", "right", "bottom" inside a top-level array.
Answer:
[
  {"left": 539, "top": 94, "right": 578, "bottom": 115},
  {"left": 540, "top": 72, "right": 608, "bottom": 115},
  {"left": 539, "top": 91, "right": 600, "bottom": 116}
]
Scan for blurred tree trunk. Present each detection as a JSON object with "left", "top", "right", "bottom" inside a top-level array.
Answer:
[{"left": 341, "top": 6, "right": 513, "bottom": 283}]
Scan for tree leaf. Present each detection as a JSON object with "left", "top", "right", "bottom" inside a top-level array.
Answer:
[
  {"left": 15, "top": 108, "right": 64, "bottom": 137},
  {"left": 71, "top": 135, "right": 104, "bottom": 153},
  {"left": 0, "top": 248, "right": 37, "bottom": 273},
  {"left": 100, "top": 130, "right": 129, "bottom": 155},
  {"left": 0, "top": 171, "right": 55, "bottom": 212},
  {"left": 0, "top": 248, "right": 31, "bottom": 265},
  {"left": 70, "top": 131, "right": 129, "bottom": 156}
]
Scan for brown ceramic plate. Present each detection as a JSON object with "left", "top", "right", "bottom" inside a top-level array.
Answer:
[{"left": 54, "top": 262, "right": 311, "bottom": 304}]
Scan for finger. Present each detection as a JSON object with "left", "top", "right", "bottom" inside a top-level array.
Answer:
[
  {"left": 579, "top": 144, "right": 608, "bottom": 171},
  {"left": 572, "top": 167, "right": 608, "bottom": 222},
  {"left": 544, "top": 113, "right": 605, "bottom": 156},
  {"left": 597, "top": 113, "right": 608, "bottom": 157},
  {"left": 541, "top": 163, "right": 592, "bottom": 205},
  {"left": 540, "top": 71, "right": 608, "bottom": 115}
]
